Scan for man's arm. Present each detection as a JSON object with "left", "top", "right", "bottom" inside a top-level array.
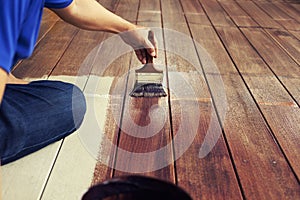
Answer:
[
  {"left": 50, "top": 0, "right": 136, "bottom": 33},
  {"left": 0, "top": 68, "right": 8, "bottom": 105},
  {"left": 51, "top": 0, "right": 157, "bottom": 63}
]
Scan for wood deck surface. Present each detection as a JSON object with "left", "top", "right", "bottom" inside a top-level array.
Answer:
[{"left": 1, "top": 0, "right": 300, "bottom": 199}]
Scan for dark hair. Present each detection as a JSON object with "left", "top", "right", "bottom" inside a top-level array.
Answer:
[{"left": 82, "top": 175, "right": 192, "bottom": 200}]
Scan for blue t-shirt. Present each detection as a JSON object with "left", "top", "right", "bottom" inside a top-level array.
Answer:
[{"left": 0, "top": 0, "right": 73, "bottom": 73}]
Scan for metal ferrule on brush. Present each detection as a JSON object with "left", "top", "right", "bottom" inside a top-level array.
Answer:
[{"left": 136, "top": 72, "right": 164, "bottom": 84}]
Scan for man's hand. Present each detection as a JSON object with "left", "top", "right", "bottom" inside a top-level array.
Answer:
[
  {"left": 0, "top": 68, "right": 8, "bottom": 105},
  {"left": 119, "top": 27, "right": 158, "bottom": 64}
]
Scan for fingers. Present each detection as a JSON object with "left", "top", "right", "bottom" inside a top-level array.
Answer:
[
  {"left": 137, "top": 30, "right": 158, "bottom": 63},
  {"left": 135, "top": 49, "right": 147, "bottom": 64},
  {"left": 144, "top": 40, "right": 156, "bottom": 57},
  {"left": 147, "top": 30, "right": 158, "bottom": 58}
]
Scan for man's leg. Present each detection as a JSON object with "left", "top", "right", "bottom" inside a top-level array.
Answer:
[{"left": 0, "top": 80, "right": 86, "bottom": 165}]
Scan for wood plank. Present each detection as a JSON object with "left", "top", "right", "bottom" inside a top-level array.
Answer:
[
  {"left": 237, "top": 1, "right": 282, "bottom": 29},
  {"left": 265, "top": 29, "right": 300, "bottom": 65},
  {"left": 12, "top": 21, "right": 78, "bottom": 78},
  {"left": 216, "top": 27, "right": 300, "bottom": 181},
  {"left": 160, "top": 0, "right": 186, "bottom": 26},
  {"left": 112, "top": 0, "right": 175, "bottom": 182},
  {"left": 260, "top": 105, "right": 300, "bottom": 178},
  {"left": 274, "top": 2, "right": 300, "bottom": 22},
  {"left": 198, "top": 0, "right": 235, "bottom": 27},
  {"left": 137, "top": 11, "right": 161, "bottom": 23},
  {"left": 180, "top": 0, "right": 211, "bottom": 26},
  {"left": 1, "top": 139, "right": 61, "bottom": 200},
  {"left": 180, "top": 0, "right": 205, "bottom": 14},
  {"left": 138, "top": 0, "right": 162, "bottom": 24},
  {"left": 162, "top": 0, "right": 243, "bottom": 199},
  {"left": 289, "top": 30, "right": 300, "bottom": 40},
  {"left": 90, "top": 0, "right": 140, "bottom": 184},
  {"left": 166, "top": 56, "right": 243, "bottom": 199},
  {"left": 112, "top": 96, "right": 174, "bottom": 179},
  {"left": 255, "top": 1, "right": 300, "bottom": 30},
  {"left": 139, "top": 0, "right": 160, "bottom": 11},
  {"left": 90, "top": 54, "right": 134, "bottom": 185},
  {"left": 290, "top": 1, "right": 300, "bottom": 12},
  {"left": 137, "top": 1, "right": 162, "bottom": 26},
  {"left": 218, "top": 0, "right": 259, "bottom": 27},
  {"left": 188, "top": 23, "right": 300, "bottom": 199},
  {"left": 241, "top": 28, "right": 300, "bottom": 105},
  {"left": 115, "top": 0, "right": 140, "bottom": 23},
  {"left": 98, "top": 0, "right": 119, "bottom": 11},
  {"left": 50, "top": 30, "right": 108, "bottom": 76},
  {"left": 38, "top": 9, "right": 59, "bottom": 43},
  {"left": 289, "top": 31, "right": 300, "bottom": 40}
]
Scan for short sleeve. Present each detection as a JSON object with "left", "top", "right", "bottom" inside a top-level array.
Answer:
[
  {"left": 0, "top": 1, "right": 24, "bottom": 73},
  {"left": 0, "top": 0, "right": 44, "bottom": 73},
  {"left": 44, "top": 0, "right": 73, "bottom": 9}
]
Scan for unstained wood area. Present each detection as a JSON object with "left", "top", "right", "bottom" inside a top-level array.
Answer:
[{"left": 1, "top": 0, "right": 300, "bottom": 199}]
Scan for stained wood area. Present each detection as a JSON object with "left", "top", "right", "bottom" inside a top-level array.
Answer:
[{"left": 1, "top": 0, "right": 300, "bottom": 200}]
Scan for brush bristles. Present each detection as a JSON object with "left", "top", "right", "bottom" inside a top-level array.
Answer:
[{"left": 130, "top": 83, "right": 167, "bottom": 98}]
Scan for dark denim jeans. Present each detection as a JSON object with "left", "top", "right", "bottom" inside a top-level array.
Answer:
[{"left": 0, "top": 80, "right": 86, "bottom": 165}]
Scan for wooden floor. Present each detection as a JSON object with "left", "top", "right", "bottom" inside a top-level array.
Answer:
[{"left": 1, "top": 0, "right": 300, "bottom": 199}]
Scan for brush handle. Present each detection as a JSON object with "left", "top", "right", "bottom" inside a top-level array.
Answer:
[{"left": 146, "top": 30, "right": 155, "bottom": 64}]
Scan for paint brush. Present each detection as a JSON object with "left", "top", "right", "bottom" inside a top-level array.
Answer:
[{"left": 129, "top": 32, "right": 167, "bottom": 98}]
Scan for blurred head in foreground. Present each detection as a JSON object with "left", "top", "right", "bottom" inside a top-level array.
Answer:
[{"left": 82, "top": 175, "right": 192, "bottom": 200}]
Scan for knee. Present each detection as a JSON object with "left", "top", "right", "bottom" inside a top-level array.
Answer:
[
  {"left": 71, "top": 84, "right": 86, "bottom": 129},
  {"left": 52, "top": 81, "right": 86, "bottom": 130}
]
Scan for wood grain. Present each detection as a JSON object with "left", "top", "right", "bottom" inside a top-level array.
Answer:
[
  {"left": 4, "top": 0, "right": 300, "bottom": 199},
  {"left": 216, "top": 26, "right": 300, "bottom": 181},
  {"left": 188, "top": 23, "right": 300, "bottom": 200},
  {"left": 289, "top": 30, "right": 300, "bottom": 40},
  {"left": 241, "top": 28, "right": 300, "bottom": 105},
  {"left": 2, "top": 141, "right": 61, "bottom": 200},
  {"left": 91, "top": 0, "right": 141, "bottom": 185},
  {"left": 180, "top": 0, "right": 211, "bottom": 26},
  {"left": 255, "top": 1, "right": 300, "bottom": 30},
  {"left": 91, "top": 52, "right": 132, "bottom": 185},
  {"left": 218, "top": 0, "right": 259, "bottom": 27},
  {"left": 38, "top": 9, "right": 59, "bottom": 43},
  {"left": 274, "top": 1, "right": 300, "bottom": 22},
  {"left": 163, "top": 0, "right": 243, "bottom": 199},
  {"left": 13, "top": 21, "right": 78, "bottom": 78},
  {"left": 113, "top": 0, "right": 175, "bottom": 182},
  {"left": 237, "top": 1, "right": 282, "bottom": 29},
  {"left": 265, "top": 29, "right": 300, "bottom": 65},
  {"left": 199, "top": 0, "right": 235, "bottom": 27},
  {"left": 160, "top": 0, "right": 186, "bottom": 27},
  {"left": 115, "top": 0, "right": 140, "bottom": 23}
]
